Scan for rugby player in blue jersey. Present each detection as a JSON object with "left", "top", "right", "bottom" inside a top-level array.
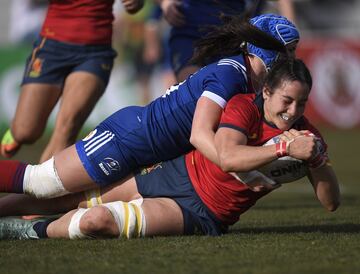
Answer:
[{"left": 0, "top": 14, "right": 300, "bottom": 200}]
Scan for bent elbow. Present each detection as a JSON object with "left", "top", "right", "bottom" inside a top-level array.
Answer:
[
  {"left": 218, "top": 155, "right": 239, "bottom": 173},
  {"left": 219, "top": 162, "right": 233, "bottom": 173},
  {"left": 217, "top": 154, "right": 229, "bottom": 172}
]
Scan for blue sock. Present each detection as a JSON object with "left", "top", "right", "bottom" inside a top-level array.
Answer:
[{"left": 33, "top": 219, "right": 56, "bottom": 238}]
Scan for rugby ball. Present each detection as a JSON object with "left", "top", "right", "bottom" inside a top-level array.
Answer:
[{"left": 257, "top": 135, "right": 309, "bottom": 184}]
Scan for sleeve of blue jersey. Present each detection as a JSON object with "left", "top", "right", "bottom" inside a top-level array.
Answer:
[{"left": 202, "top": 59, "right": 248, "bottom": 103}]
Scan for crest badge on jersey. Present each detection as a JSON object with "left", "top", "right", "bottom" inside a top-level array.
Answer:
[
  {"left": 29, "top": 58, "right": 44, "bottom": 78},
  {"left": 140, "top": 163, "right": 163, "bottom": 175}
]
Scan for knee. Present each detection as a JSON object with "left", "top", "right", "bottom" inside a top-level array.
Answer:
[
  {"left": 12, "top": 123, "right": 43, "bottom": 144},
  {"left": 79, "top": 206, "right": 117, "bottom": 237}
]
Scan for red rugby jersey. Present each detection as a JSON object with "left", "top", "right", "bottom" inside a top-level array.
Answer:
[
  {"left": 185, "top": 93, "right": 327, "bottom": 225},
  {"left": 41, "top": 0, "right": 114, "bottom": 45}
]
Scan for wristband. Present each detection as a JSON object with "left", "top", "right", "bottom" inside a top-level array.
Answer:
[
  {"left": 275, "top": 139, "right": 294, "bottom": 158},
  {"left": 275, "top": 141, "right": 287, "bottom": 157}
]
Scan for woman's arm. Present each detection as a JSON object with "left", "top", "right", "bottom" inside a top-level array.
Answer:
[
  {"left": 190, "top": 96, "right": 223, "bottom": 165},
  {"left": 214, "top": 128, "right": 319, "bottom": 173},
  {"left": 307, "top": 163, "right": 340, "bottom": 211},
  {"left": 282, "top": 129, "right": 340, "bottom": 211},
  {"left": 214, "top": 127, "right": 278, "bottom": 172}
]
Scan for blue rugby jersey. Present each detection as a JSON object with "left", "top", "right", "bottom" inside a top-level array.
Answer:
[{"left": 142, "top": 54, "right": 253, "bottom": 161}]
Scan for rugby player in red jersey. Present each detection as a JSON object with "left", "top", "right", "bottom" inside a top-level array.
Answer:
[
  {"left": 0, "top": 59, "right": 340, "bottom": 239},
  {"left": 0, "top": 0, "right": 144, "bottom": 163}
]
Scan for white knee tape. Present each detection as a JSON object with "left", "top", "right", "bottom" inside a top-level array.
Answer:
[
  {"left": 23, "top": 157, "right": 70, "bottom": 199},
  {"left": 103, "top": 199, "right": 146, "bottom": 239},
  {"left": 84, "top": 188, "right": 103, "bottom": 208},
  {"left": 68, "top": 208, "right": 93, "bottom": 239}
]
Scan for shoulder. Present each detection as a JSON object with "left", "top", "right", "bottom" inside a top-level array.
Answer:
[
  {"left": 215, "top": 56, "right": 247, "bottom": 77},
  {"left": 226, "top": 94, "right": 258, "bottom": 112},
  {"left": 222, "top": 94, "right": 260, "bottom": 122}
]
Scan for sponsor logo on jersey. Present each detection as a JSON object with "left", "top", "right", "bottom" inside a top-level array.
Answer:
[
  {"left": 99, "top": 163, "right": 110, "bottom": 176},
  {"left": 99, "top": 157, "right": 120, "bottom": 176}
]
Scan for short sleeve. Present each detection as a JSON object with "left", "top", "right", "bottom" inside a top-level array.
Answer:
[{"left": 201, "top": 57, "right": 249, "bottom": 108}]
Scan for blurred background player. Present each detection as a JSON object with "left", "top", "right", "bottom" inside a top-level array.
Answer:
[
  {"left": 0, "top": 59, "right": 340, "bottom": 239},
  {"left": 0, "top": 0, "right": 144, "bottom": 163},
  {"left": 156, "top": 0, "right": 296, "bottom": 82},
  {"left": 113, "top": 2, "right": 176, "bottom": 106}
]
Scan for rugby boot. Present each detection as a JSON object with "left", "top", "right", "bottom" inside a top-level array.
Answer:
[
  {"left": 1, "top": 129, "right": 21, "bottom": 158},
  {"left": 0, "top": 217, "right": 44, "bottom": 240}
]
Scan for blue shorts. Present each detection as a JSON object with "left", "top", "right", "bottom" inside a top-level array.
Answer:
[
  {"left": 168, "top": 32, "right": 222, "bottom": 74},
  {"left": 22, "top": 36, "right": 117, "bottom": 87},
  {"left": 76, "top": 106, "right": 154, "bottom": 186},
  {"left": 135, "top": 156, "right": 227, "bottom": 236},
  {"left": 169, "top": 33, "right": 197, "bottom": 74}
]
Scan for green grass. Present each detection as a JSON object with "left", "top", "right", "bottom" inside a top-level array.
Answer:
[{"left": 0, "top": 128, "right": 359, "bottom": 274}]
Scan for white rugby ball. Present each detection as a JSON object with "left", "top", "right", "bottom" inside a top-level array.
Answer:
[{"left": 257, "top": 135, "right": 309, "bottom": 184}]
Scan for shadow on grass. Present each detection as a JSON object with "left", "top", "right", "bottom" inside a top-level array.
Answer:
[
  {"left": 254, "top": 194, "right": 359, "bottom": 211},
  {"left": 231, "top": 223, "right": 360, "bottom": 234}
]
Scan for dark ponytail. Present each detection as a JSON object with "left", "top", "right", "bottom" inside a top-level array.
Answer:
[{"left": 190, "top": 14, "right": 287, "bottom": 66}]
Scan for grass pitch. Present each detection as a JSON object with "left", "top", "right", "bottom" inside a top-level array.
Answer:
[{"left": 0, "top": 128, "right": 359, "bottom": 274}]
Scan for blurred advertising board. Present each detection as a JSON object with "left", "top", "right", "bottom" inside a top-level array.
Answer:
[
  {"left": 298, "top": 38, "right": 360, "bottom": 129},
  {"left": 1, "top": 39, "right": 360, "bottom": 131}
]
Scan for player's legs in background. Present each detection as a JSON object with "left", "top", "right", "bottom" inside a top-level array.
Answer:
[
  {"left": 40, "top": 71, "right": 105, "bottom": 162},
  {"left": 1, "top": 83, "right": 61, "bottom": 158},
  {"left": 169, "top": 34, "right": 200, "bottom": 82}
]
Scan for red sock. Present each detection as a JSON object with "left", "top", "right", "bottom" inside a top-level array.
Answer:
[{"left": 0, "top": 160, "right": 28, "bottom": 193}]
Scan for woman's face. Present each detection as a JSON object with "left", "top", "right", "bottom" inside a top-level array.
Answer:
[{"left": 263, "top": 79, "right": 310, "bottom": 131}]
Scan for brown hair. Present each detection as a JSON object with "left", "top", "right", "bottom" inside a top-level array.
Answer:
[
  {"left": 190, "top": 14, "right": 287, "bottom": 66},
  {"left": 264, "top": 58, "right": 312, "bottom": 93}
]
